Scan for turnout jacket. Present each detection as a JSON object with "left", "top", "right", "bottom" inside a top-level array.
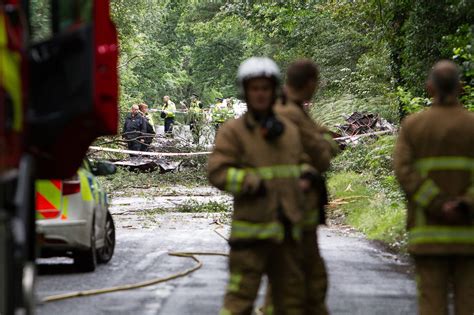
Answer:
[
  {"left": 208, "top": 112, "right": 309, "bottom": 243},
  {"left": 275, "top": 100, "right": 338, "bottom": 227},
  {"left": 394, "top": 104, "right": 474, "bottom": 255},
  {"left": 275, "top": 101, "right": 336, "bottom": 173}
]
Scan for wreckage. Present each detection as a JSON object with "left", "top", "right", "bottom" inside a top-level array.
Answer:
[{"left": 333, "top": 112, "right": 397, "bottom": 147}]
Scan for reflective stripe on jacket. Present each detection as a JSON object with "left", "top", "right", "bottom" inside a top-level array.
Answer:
[
  {"left": 275, "top": 100, "right": 334, "bottom": 228},
  {"left": 208, "top": 112, "right": 309, "bottom": 243},
  {"left": 394, "top": 105, "right": 474, "bottom": 255}
]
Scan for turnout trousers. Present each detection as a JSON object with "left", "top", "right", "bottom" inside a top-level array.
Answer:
[
  {"left": 220, "top": 237, "right": 305, "bottom": 315},
  {"left": 301, "top": 229, "right": 328, "bottom": 315},
  {"left": 263, "top": 229, "right": 328, "bottom": 315},
  {"left": 414, "top": 255, "right": 474, "bottom": 315}
]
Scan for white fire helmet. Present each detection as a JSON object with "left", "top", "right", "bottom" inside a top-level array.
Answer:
[{"left": 237, "top": 57, "right": 281, "bottom": 97}]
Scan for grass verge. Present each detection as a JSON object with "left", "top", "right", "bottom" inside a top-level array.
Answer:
[{"left": 328, "top": 171, "right": 407, "bottom": 251}]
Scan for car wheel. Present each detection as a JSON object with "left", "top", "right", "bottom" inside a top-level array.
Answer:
[
  {"left": 97, "top": 211, "right": 115, "bottom": 263},
  {"left": 74, "top": 222, "right": 97, "bottom": 272}
]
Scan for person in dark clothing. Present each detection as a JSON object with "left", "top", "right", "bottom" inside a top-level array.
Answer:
[
  {"left": 138, "top": 103, "right": 155, "bottom": 151},
  {"left": 123, "top": 104, "right": 146, "bottom": 156}
]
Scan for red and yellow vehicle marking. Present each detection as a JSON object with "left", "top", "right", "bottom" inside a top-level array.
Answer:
[{"left": 36, "top": 180, "right": 63, "bottom": 220}]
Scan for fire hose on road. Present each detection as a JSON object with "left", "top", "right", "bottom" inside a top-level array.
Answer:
[{"left": 41, "top": 228, "right": 229, "bottom": 304}]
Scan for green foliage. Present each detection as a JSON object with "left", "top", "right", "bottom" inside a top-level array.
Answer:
[
  {"left": 328, "top": 171, "right": 407, "bottom": 250},
  {"left": 396, "top": 0, "right": 473, "bottom": 95},
  {"left": 99, "top": 164, "right": 208, "bottom": 193},
  {"left": 175, "top": 200, "right": 230, "bottom": 213},
  {"left": 396, "top": 87, "right": 429, "bottom": 115},
  {"left": 331, "top": 135, "right": 405, "bottom": 206},
  {"left": 444, "top": 25, "right": 474, "bottom": 109},
  {"left": 332, "top": 136, "right": 396, "bottom": 176}
]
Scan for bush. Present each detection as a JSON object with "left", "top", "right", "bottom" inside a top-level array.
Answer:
[{"left": 332, "top": 135, "right": 396, "bottom": 176}]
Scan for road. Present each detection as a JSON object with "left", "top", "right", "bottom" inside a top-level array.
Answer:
[{"left": 36, "top": 186, "right": 417, "bottom": 315}]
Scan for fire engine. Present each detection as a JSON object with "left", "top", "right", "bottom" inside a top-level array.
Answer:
[{"left": 0, "top": 1, "right": 119, "bottom": 313}]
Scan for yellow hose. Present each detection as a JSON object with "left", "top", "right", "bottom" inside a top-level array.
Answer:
[{"left": 41, "top": 251, "right": 228, "bottom": 303}]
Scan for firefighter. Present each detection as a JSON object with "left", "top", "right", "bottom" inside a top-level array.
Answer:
[
  {"left": 161, "top": 95, "right": 176, "bottom": 137},
  {"left": 263, "top": 59, "right": 336, "bottom": 315},
  {"left": 208, "top": 57, "right": 316, "bottom": 315},
  {"left": 138, "top": 103, "right": 155, "bottom": 151},
  {"left": 188, "top": 93, "right": 203, "bottom": 141},
  {"left": 123, "top": 104, "right": 146, "bottom": 155},
  {"left": 394, "top": 60, "right": 474, "bottom": 315}
]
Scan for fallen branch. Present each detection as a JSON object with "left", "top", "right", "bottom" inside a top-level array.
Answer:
[{"left": 333, "top": 129, "right": 396, "bottom": 141}]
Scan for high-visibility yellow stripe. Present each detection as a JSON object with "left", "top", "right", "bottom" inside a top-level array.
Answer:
[
  {"left": 79, "top": 169, "right": 93, "bottom": 201},
  {"left": 247, "top": 164, "right": 302, "bottom": 180},
  {"left": 36, "top": 180, "right": 62, "bottom": 210},
  {"left": 226, "top": 165, "right": 303, "bottom": 194},
  {"left": 412, "top": 179, "right": 440, "bottom": 208},
  {"left": 230, "top": 220, "right": 284, "bottom": 241},
  {"left": 415, "top": 156, "right": 474, "bottom": 176},
  {"left": 409, "top": 226, "right": 474, "bottom": 245},
  {"left": 226, "top": 168, "right": 246, "bottom": 194},
  {"left": 0, "top": 13, "right": 22, "bottom": 131}
]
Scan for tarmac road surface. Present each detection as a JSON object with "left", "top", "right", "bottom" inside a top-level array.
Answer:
[{"left": 36, "top": 187, "right": 417, "bottom": 315}]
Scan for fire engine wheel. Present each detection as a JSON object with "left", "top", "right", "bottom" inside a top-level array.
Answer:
[
  {"left": 97, "top": 212, "right": 115, "bottom": 263},
  {"left": 73, "top": 222, "right": 97, "bottom": 272}
]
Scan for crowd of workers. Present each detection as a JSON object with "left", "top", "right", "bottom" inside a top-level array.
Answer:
[
  {"left": 207, "top": 57, "right": 473, "bottom": 315},
  {"left": 122, "top": 103, "right": 155, "bottom": 153},
  {"left": 122, "top": 94, "right": 237, "bottom": 153}
]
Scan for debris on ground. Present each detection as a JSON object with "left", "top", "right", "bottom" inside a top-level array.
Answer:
[
  {"left": 113, "top": 158, "right": 182, "bottom": 173},
  {"left": 333, "top": 112, "right": 397, "bottom": 147},
  {"left": 88, "top": 131, "right": 210, "bottom": 173}
]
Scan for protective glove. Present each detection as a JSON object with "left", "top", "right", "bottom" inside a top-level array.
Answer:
[{"left": 241, "top": 173, "right": 266, "bottom": 196}]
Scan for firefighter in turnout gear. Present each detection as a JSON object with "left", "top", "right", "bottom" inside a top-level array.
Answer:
[
  {"left": 161, "top": 95, "right": 176, "bottom": 137},
  {"left": 265, "top": 59, "right": 338, "bottom": 315},
  {"left": 394, "top": 60, "right": 474, "bottom": 315},
  {"left": 208, "top": 57, "right": 315, "bottom": 315}
]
